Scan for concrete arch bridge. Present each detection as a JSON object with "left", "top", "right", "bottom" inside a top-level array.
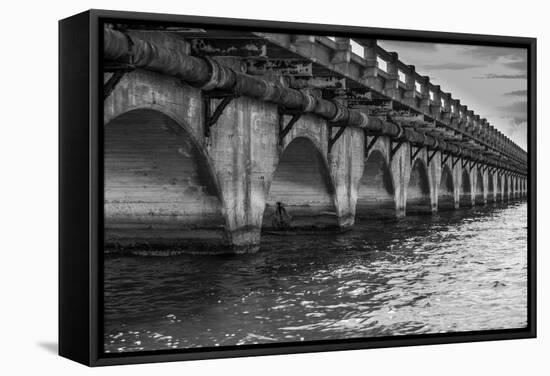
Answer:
[{"left": 102, "top": 27, "right": 528, "bottom": 253}]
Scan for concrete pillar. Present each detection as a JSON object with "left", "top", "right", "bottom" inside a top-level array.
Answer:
[
  {"left": 390, "top": 141, "right": 409, "bottom": 217},
  {"left": 452, "top": 160, "right": 461, "bottom": 209},
  {"left": 504, "top": 174, "right": 511, "bottom": 201},
  {"left": 486, "top": 170, "right": 495, "bottom": 203},
  {"left": 499, "top": 172, "right": 506, "bottom": 202},
  {"left": 428, "top": 151, "right": 441, "bottom": 212},
  {"left": 521, "top": 178, "right": 525, "bottom": 198},
  {"left": 496, "top": 172, "right": 502, "bottom": 202},
  {"left": 481, "top": 169, "right": 489, "bottom": 205},
  {"left": 209, "top": 95, "right": 279, "bottom": 252},
  {"left": 493, "top": 171, "right": 499, "bottom": 203},
  {"left": 329, "top": 127, "right": 365, "bottom": 228}
]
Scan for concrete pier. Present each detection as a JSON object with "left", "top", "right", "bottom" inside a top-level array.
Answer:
[{"left": 103, "top": 28, "right": 528, "bottom": 253}]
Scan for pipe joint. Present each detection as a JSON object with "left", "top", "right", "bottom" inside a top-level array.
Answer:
[
  {"left": 200, "top": 57, "right": 223, "bottom": 91},
  {"left": 427, "top": 134, "right": 439, "bottom": 150},
  {"left": 329, "top": 102, "right": 348, "bottom": 123},
  {"left": 354, "top": 112, "right": 370, "bottom": 129},
  {"left": 300, "top": 91, "right": 317, "bottom": 113},
  {"left": 393, "top": 121, "right": 405, "bottom": 140}
]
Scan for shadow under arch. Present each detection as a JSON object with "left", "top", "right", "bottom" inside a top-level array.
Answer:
[
  {"left": 406, "top": 158, "right": 432, "bottom": 214},
  {"left": 438, "top": 164, "right": 455, "bottom": 210},
  {"left": 475, "top": 169, "right": 485, "bottom": 205},
  {"left": 460, "top": 169, "right": 472, "bottom": 208},
  {"left": 487, "top": 171, "right": 495, "bottom": 203},
  {"left": 262, "top": 137, "right": 338, "bottom": 231},
  {"left": 356, "top": 149, "right": 395, "bottom": 219},
  {"left": 104, "top": 108, "right": 227, "bottom": 252}
]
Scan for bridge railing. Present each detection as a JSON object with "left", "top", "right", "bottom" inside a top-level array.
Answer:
[
  {"left": 346, "top": 37, "right": 527, "bottom": 167},
  {"left": 305, "top": 35, "right": 526, "bottom": 168}
]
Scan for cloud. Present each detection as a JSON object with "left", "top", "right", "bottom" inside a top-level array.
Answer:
[
  {"left": 504, "top": 60, "right": 528, "bottom": 72},
  {"left": 474, "top": 73, "right": 527, "bottom": 79},
  {"left": 507, "top": 100, "right": 528, "bottom": 113},
  {"left": 498, "top": 100, "right": 528, "bottom": 124},
  {"left": 378, "top": 40, "right": 439, "bottom": 52},
  {"left": 419, "top": 62, "right": 482, "bottom": 70},
  {"left": 503, "top": 90, "right": 528, "bottom": 97},
  {"left": 492, "top": 116, "right": 528, "bottom": 150},
  {"left": 467, "top": 46, "right": 527, "bottom": 62},
  {"left": 507, "top": 121, "right": 528, "bottom": 151}
]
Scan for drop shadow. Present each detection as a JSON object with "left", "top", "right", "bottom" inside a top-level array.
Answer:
[{"left": 37, "top": 341, "right": 58, "bottom": 354}]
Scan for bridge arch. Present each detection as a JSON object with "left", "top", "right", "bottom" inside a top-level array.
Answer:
[
  {"left": 438, "top": 164, "right": 455, "bottom": 210},
  {"left": 460, "top": 168, "right": 472, "bottom": 207},
  {"left": 475, "top": 168, "right": 485, "bottom": 205},
  {"left": 356, "top": 149, "right": 395, "bottom": 219},
  {"left": 104, "top": 70, "right": 205, "bottom": 141},
  {"left": 104, "top": 108, "right": 227, "bottom": 251},
  {"left": 262, "top": 136, "right": 338, "bottom": 230},
  {"left": 406, "top": 158, "right": 432, "bottom": 214}
]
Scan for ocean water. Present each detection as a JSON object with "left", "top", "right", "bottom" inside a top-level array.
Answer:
[{"left": 103, "top": 201, "right": 528, "bottom": 353}]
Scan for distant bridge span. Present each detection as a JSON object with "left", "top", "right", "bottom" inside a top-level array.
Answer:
[{"left": 103, "top": 27, "right": 528, "bottom": 253}]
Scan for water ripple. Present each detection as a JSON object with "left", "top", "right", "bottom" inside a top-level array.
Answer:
[{"left": 104, "top": 202, "right": 528, "bottom": 353}]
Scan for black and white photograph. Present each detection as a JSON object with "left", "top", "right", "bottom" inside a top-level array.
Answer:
[
  {"left": 2, "top": 0, "right": 548, "bottom": 373},
  {"left": 101, "top": 18, "right": 530, "bottom": 354}
]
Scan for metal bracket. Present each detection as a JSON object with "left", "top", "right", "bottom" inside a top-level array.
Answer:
[
  {"left": 364, "top": 134, "right": 380, "bottom": 156},
  {"left": 103, "top": 63, "right": 134, "bottom": 101},
  {"left": 390, "top": 140, "right": 404, "bottom": 160},
  {"left": 441, "top": 153, "right": 451, "bottom": 166},
  {"left": 452, "top": 156, "right": 460, "bottom": 169},
  {"left": 470, "top": 160, "right": 477, "bottom": 171},
  {"left": 104, "top": 71, "right": 126, "bottom": 100},
  {"left": 328, "top": 125, "right": 347, "bottom": 153},
  {"left": 427, "top": 149, "right": 438, "bottom": 166},
  {"left": 410, "top": 146, "right": 423, "bottom": 161},
  {"left": 278, "top": 108, "right": 302, "bottom": 146},
  {"left": 462, "top": 159, "right": 469, "bottom": 169},
  {"left": 204, "top": 93, "right": 237, "bottom": 138},
  {"left": 482, "top": 164, "right": 489, "bottom": 173}
]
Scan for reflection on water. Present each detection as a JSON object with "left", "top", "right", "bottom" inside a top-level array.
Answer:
[{"left": 103, "top": 202, "right": 528, "bottom": 353}]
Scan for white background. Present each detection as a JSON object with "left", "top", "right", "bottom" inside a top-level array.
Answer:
[{"left": 0, "top": 0, "right": 547, "bottom": 374}]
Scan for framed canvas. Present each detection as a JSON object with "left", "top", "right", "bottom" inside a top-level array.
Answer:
[{"left": 59, "top": 9, "right": 536, "bottom": 366}]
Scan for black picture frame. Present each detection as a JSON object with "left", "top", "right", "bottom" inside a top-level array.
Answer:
[{"left": 59, "top": 9, "right": 537, "bottom": 367}]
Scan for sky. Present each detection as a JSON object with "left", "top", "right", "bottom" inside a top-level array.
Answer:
[{"left": 364, "top": 40, "right": 529, "bottom": 151}]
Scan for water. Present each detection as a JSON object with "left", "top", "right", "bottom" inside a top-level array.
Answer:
[{"left": 103, "top": 202, "right": 528, "bottom": 353}]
